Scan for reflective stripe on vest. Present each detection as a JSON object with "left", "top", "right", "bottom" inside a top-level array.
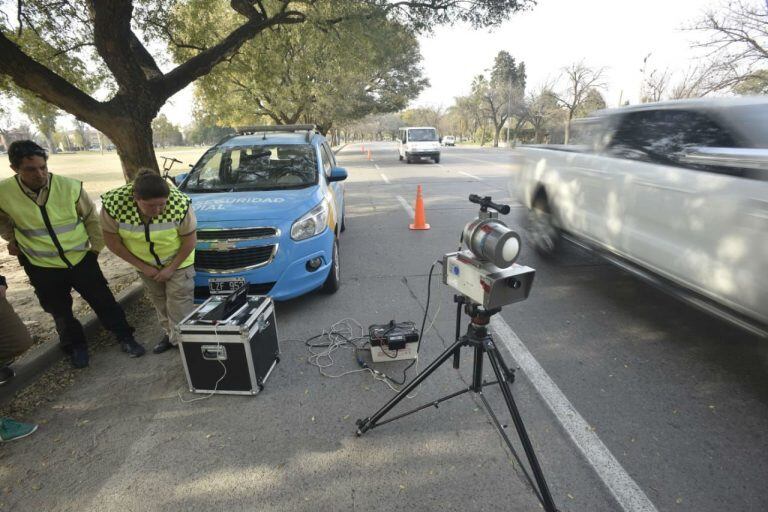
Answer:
[
  {"left": 0, "top": 174, "right": 89, "bottom": 268},
  {"left": 101, "top": 183, "right": 195, "bottom": 268}
]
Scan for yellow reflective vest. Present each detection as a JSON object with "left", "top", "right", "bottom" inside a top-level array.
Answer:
[
  {"left": 0, "top": 174, "right": 89, "bottom": 268},
  {"left": 101, "top": 183, "right": 195, "bottom": 269}
]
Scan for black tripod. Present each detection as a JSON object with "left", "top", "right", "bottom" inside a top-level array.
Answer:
[{"left": 356, "top": 296, "right": 559, "bottom": 512}]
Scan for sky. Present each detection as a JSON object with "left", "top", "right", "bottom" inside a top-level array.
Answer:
[
  {"left": 4, "top": 0, "right": 720, "bottom": 130},
  {"left": 412, "top": 0, "right": 719, "bottom": 110}
]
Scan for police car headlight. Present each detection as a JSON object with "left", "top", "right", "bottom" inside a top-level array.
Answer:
[{"left": 291, "top": 200, "right": 329, "bottom": 241}]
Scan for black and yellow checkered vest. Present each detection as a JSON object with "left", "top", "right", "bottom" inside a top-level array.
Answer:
[{"left": 101, "top": 183, "right": 195, "bottom": 268}]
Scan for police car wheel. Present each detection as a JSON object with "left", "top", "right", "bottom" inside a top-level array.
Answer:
[
  {"left": 340, "top": 210, "right": 346, "bottom": 232},
  {"left": 321, "top": 237, "right": 340, "bottom": 294}
]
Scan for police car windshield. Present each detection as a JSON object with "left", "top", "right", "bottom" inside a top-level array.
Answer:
[{"left": 182, "top": 144, "right": 318, "bottom": 192}]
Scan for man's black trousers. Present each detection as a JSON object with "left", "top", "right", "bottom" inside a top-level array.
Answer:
[{"left": 21, "top": 252, "right": 135, "bottom": 350}]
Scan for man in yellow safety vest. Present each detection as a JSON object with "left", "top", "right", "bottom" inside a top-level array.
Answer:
[{"left": 0, "top": 141, "right": 145, "bottom": 368}]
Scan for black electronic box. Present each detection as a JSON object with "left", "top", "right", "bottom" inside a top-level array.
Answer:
[{"left": 177, "top": 294, "right": 279, "bottom": 395}]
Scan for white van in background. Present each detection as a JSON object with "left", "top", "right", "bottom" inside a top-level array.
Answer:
[{"left": 398, "top": 127, "right": 441, "bottom": 163}]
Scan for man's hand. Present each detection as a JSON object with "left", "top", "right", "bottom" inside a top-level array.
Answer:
[
  {"left": 0, "top": 285, "right": 6, "bottom": 299},
  {"left": 7, "top": 241, "right": 19, "bottom": 256},
  {"left": 153, "top": 267, "right": 175, "bottom": 283},
  {"left": 140, "top": 265, "right": 160, "bottom": 279}
]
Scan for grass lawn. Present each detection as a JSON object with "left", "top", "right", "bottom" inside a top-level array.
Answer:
[{"left": 0, "top": 146, "right": 208, "bottom": 197}]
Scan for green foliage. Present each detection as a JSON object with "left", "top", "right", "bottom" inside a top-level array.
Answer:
[
  {"left": 401, "top": 107, "right": 444, "bottom": 127},
  {"left": 733, "top": 70, "right": 768, "bottom": 95},
  {"left": 185, "top": 114, "right": 235, "bottom": 146},
  {"left": 171, "top": 2, "right": 428, "bottom": 131},
  {"left": 152, "top": 114, "right": 183, "bottom": 147},
  {"left": 574, "top": 89, "right": 606, "bottom": 118}
]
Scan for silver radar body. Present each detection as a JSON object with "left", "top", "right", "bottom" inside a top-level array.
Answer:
[{"left": 442, "top": 194, "right": 535, "bottom": 309}]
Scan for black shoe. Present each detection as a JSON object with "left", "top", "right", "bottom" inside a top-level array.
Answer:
[
  {"left": 70, "top": 347, "right": 89, "bottom": 369},
  {"left": 121, "top": 339, "right": 146, "bottom": 358},
  {"left": 0, "top": 366, "right": 15, "bottom": 386},
  {"left": 153, "top": 336, "right": 176, "bottom": 354}
]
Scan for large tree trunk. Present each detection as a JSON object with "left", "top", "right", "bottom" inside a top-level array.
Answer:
[
  {"left": 43, "top": 132, "right": 57, "bottom": 154},
  {"left": 101, "top": 114, "right": 159, "bottom": 182},
  {"left": 492, "top": 122, "right": 503, "bottom": 148},
  {"left": 564, "top": 111, "right": 574, "bottom": 145}
]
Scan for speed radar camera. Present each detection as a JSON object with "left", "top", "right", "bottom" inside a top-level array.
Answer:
[{"left": 442, "top": 195, "right": 535, "bottom": 309}]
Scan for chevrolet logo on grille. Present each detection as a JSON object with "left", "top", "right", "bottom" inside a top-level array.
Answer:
[{"left": 210, "top": 240, "right": 237, "bottom": 251}]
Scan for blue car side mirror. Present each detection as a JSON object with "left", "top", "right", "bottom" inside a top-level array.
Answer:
[
  {"left": 328, "top": 167, "right": 348, "bottom": 182},
  {"left": 174, "top": 172, "right": 189, "bottom": 186}
]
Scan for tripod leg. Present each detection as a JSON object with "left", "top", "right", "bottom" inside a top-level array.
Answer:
[
  {"left": 356, "top": 336, "right": 465, "bottom": 435},
  {"left": 485, "top": 341, "right": 559, "bottom": 512}
]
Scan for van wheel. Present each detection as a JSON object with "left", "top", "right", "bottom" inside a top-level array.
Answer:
[
  {"left": 406, "top": 156, "right": 412, "bottom": 164},
  {"left": 530, "top": 195, "right": 562, "bottom": 257},
  {"left": 322, "top": 237, "right": 340, "bottom": 294},
  {"left": 433, "top": 155, "right": 440, "bottom": 164},
  {"left": 399, "top": 154, "right": 403, "bottom": 161}
]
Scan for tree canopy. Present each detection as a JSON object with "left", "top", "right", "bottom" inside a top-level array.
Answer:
[
  {"left": 174, "top": 2, "right": 428, "bottom": 133},
  {"left": 0, "top": 0, "right": 531, "bottom": 180}
]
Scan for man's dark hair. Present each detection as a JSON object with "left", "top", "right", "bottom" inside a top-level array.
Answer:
[
  {"left": 133, "top": 168, "right": 170, "bottom": 199},
  {"left": 8, "top": 140, "right": 48, "bottom": 168}
]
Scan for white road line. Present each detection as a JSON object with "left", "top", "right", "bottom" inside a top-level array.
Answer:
[
  {"left": 380, "top": 173, "right": 391, "bottom": 184},
  {"left": 489, "top": 316, "right": 659, "bottom": 512},
  {"left": 458, "top": 171, "right": 482, "bottom": 181},
  {"left": 374, "top": 164, "right": 381, "bottom": 169},
  {"left": 454, "top": 155, "right": 514, "bottom": 166},
  {"left": 396, "top": 195, "right": 414, "bottom": 219}
]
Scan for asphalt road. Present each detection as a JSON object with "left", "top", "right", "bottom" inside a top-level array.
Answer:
[{"left": 1, "top": 142, "right": 766, "bottom": 512}]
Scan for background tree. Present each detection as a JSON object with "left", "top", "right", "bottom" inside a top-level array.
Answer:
[
  {"left": 693, "top": 0, "right": 768, "bottom": 81},
  {"left": 401, "top": 106, "right": 446, "bottom": 128},
  {"left": 733, "top": 69, "right": 768, "bottom": 95},
  {"left": 177, "top": 3, "right": 428, "bottom": 134},
  {"left": 490, "top": 51, "right": 527, "bottom": 145},
  {"left": 467, "top": 51, "right": 526, "bottom": 147},
  {"left": 73, "top": 119, "right": 90, "bottom": 150},
  {"left": 151, "top": 114, "right": 183, "bottom": 147},
  {"left": 640, "top": 54, "right": 671, "bottom": 103},
  {"left": 186, "top": 113, "right": 235, "bottom": 146},
  {"left": 574, "top": 88, "right": 606, "bottom": 118},
  {"left": 17, "top": 91, "right": 59, "bottom": 153},
  {"left": 1, "top": 0, "right": 531, "bottom": 181},
  {"left": 554, "top": 61, "right": 605, "bottom": 144},
  {"left": 526, "top": 86, "right": 563, "bottom": 143},
  {"left": 454, "top": 94, "right": 485, "bottom": 143}
]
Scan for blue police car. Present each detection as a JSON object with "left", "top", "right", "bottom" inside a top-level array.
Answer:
[{"left": 176, "top": 125, "right": 347, "bottom": 301}]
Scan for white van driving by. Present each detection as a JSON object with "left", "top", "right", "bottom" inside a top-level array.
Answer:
[{"left": 398, "top": 127, "right": 441, "bottom": 163}]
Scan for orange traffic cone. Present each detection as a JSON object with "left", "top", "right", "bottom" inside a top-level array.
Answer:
[
  {"left": 410, "top": 185, "right": 430, "bottom": 230},
  {"left": 367, "top": 149, "right": 372, "bottom": 161}
]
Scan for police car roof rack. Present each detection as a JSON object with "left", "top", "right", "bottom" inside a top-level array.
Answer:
[{"left": 235, "top": 124, "right": 317, "bottom": 142}]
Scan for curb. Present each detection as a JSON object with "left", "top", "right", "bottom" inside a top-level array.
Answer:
[{"left": 0, "top": 282, "right": 146, "bottom": 406}]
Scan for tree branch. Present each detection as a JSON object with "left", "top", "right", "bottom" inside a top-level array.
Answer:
[
  {"left": 160, "top": 11, "right": 305, "bottom": 101},
  {"left": 91, "top": 1, "right": 162, "bottom": 91},
  {"left": 0, "top": 32, "right": 105, "bottom": 126}
]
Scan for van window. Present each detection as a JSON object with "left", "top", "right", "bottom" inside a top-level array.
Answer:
[{"left": 407, "top": 129, "right": 438, "bottom": 142}]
